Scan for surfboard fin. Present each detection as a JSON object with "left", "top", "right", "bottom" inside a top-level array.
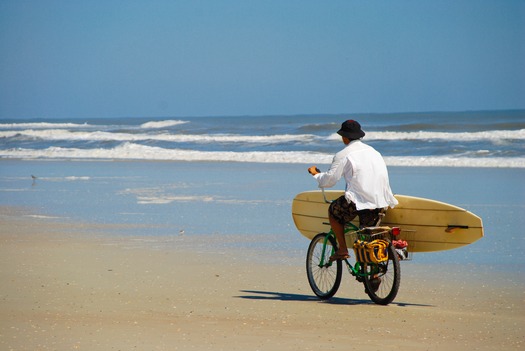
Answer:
[{"left": 445, "top": 225, "right": 469, "bottom": 233}]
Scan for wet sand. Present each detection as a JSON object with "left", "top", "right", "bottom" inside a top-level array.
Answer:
[{"left": 1, "top": 208, "right": 523, "bottom": 351}]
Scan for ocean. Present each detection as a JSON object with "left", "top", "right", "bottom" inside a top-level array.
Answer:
[
  {"left": 1, "top": 110, "right": 524, "bottom": 167},
  {"left": 1, "top": 110, "right": 524, "bottom": 272}
]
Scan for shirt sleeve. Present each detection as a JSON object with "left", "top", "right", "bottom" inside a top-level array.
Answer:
[{"left": 313, "top": 151, "right": 349, "bottom": 188}]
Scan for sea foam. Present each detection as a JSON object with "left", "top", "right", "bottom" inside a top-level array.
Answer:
[
  {"left": 3, "top": 128, "right": 522, "bottom": 144},
  {"left": 2, "top": 143, "right": 524, "bottom": 167},
  {"left": 0, "top": 129, "right": 316, "bottom": 144},
  {"left": 328, "top": 129, "right": 525, "bottom": 141},
  {"left": 140, "top": 120, "right": 189, "bottom": 128},
  {"left": 0, "top": 122, "right": 91, "bottom": 129}
]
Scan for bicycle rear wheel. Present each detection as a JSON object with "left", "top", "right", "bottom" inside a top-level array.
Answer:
[
  {"left": 306, "top": 233, "right": 342, "bottom": 300},
  {"left": 362, "top": 245, "right": 400, "bottom": 305}
]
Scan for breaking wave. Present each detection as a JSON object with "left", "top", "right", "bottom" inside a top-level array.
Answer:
[
  {"left": 140, "top": 120, "right": 189, "bottom": 129},
  {"left": 0, "top": 122, "right": 91, "bottom": 129},
  {"left": 328, "top": 129, "right": 525, "bottom": 142},
  {"left": 0, "top": 129, "right": 316, "bottom": 144},
  {"left": 2, "top": 128, "right": 523, "bottom": 144},
  {"left": 2, "top": 143, "right": 523, "bottom": 168}
]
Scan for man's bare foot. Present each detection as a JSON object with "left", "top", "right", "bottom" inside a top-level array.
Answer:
[{"left": 329, "top": 252, "right": 350, "bottom": 262}]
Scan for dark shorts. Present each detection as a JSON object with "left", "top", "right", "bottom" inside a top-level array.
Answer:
[{"left": 329, "top": 195, "right": 380, "bottom": 227}]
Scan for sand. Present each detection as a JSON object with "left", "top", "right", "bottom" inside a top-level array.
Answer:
[{"left": 1, "top": 208, "right": 523, "bottom": 351}]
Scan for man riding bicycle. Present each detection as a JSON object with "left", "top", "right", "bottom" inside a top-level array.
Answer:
[{"left": 308, "top": 119, "right": 398, "bottom": 261}]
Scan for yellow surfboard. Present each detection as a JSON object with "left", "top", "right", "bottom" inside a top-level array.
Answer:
[{"left": 291, "top": 190, "right": 483, "bottom": 253}]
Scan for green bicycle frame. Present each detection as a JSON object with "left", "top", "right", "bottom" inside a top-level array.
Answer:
[{"left": 319, "top": 222, "right": 379, "bottom": 279}]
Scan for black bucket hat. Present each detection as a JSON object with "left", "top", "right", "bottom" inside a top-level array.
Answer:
[{"left": 337, "top": 120, "right": 365, "bottom": 140}]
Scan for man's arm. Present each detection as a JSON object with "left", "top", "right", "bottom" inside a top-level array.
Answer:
[{"left": 309, "top": 153, "right": 347, "bottom": 188}]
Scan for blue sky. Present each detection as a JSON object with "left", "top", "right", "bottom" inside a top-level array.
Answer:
[{"left": 0, "top": 0, "right": 523, "bottom": 119}]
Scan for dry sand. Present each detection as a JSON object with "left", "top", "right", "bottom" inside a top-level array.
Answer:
[{"left": 1, "top": 208, "right": 523, "bottom": 350}]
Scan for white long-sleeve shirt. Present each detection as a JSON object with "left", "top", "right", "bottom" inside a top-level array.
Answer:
[{"left": 314, "top": 140, "right": 398, "bottom": 210}]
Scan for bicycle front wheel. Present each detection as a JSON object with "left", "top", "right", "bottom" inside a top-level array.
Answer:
[
  {"left": 362, "top": 245, "right": 400, "bottom": 305},
  {"left": 306, "top": 233, "right": 342, "bottom": 300}
]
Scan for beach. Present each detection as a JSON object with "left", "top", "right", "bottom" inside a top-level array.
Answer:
[
  {"left": 1, "top": 208, "right": 523, "bottom": 351},
  {"left": 1, "top": 160, "right": 524, "bottom": 350},
  {"left": 1, "top": 210, "right": 523, "bottom": 351}
]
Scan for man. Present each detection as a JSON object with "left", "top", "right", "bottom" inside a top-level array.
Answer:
[{"left": 308, "top": 119, "right": 398, "bottom": 261}]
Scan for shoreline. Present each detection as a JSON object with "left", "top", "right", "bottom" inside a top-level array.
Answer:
[
  {"left": 1, "top": 208, "right": 523, "bottom": 350},
  {"left": 1, "top": 157, "right": 525, "bottom": 168}
]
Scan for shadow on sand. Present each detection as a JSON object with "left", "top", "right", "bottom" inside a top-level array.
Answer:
[{"left": 236, "top": 290, "right": 433, "bottom": 307}]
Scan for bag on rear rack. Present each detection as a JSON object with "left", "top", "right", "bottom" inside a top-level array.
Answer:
[{"left": 353, "top": 239, "right": 389, "bottom": 263}]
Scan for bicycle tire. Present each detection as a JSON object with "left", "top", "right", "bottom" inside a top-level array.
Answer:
[
  {"left": 362, "top": 245, "right": 400, "bottom": 305},
  {"left": 306, "top": 233, "right": 342, "bottom": 300}
]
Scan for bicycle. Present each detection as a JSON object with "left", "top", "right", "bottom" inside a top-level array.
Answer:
[{"left": 305, "top": 190, "right": 402, "bottom": 305}]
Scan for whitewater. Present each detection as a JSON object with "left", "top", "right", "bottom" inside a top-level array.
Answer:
[{"left": 1, "top": 111, "right": 524, "bottom": 167}]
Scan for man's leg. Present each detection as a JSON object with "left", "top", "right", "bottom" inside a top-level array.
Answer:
[
  {"left": 329, "top": 213, "right": 348, "bottom": 256},
  {"left": 328, "top": 196, "right": 358, "bottom": 260}
]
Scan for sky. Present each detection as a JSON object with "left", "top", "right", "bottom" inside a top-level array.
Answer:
[{"left": 0, "top": 0, "right": 524, "bottom": 119}]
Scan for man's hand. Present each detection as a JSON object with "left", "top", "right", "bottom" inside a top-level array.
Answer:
[{"left": 308, "top": 166, "right": 320, "bottom": 176}]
